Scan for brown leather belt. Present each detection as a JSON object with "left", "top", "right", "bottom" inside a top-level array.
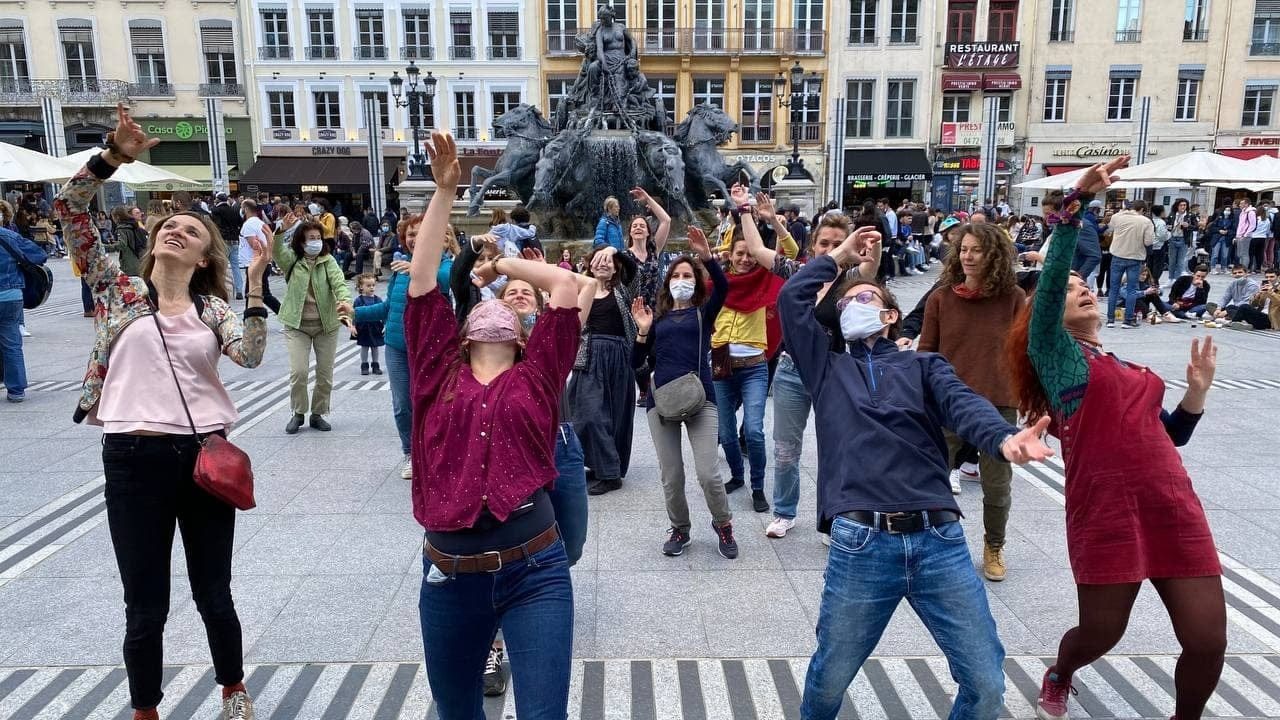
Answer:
[
  {"left": 423, "top": 525, "right": 559, "bottom": 574},
  {"left": 730, "top": 353, "right": 767, "bottom": 370}
]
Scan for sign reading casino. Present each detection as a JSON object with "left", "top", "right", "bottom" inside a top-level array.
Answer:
[{"left": 945, "top": 42, "right": 1020, "bottom": 69}]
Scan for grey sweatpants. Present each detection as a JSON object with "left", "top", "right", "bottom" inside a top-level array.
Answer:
[{"left": 647, "top": 402, "right": 732, "bottom": 532}]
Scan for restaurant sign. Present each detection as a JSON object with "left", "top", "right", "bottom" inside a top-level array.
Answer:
[
  {"left": 939, "top": 121, "right": 1015, "bottom": 148},
  {"left": 1241, "top": 136, "right": 1280, "bottom": 147},
  {"left": 945, "top": 42, "right": 1020, "bottom": 69}
]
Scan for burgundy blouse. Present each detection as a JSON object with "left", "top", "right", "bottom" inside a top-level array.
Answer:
[{"left": 403, "top": 288, "right": 580, "bottom": 531}]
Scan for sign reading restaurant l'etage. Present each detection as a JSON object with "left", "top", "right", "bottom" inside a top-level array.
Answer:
[{"left": 945, "top": 42, "right": 1020, "bottom": 69}]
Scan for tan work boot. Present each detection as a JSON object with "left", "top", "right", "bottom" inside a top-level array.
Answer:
[{"left": 983, "top": 544, "right": 1007, "bottom": 582}]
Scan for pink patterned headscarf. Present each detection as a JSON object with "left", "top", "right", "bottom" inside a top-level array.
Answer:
[{"left": 465, "top": 300, "right": 520, "bottom": 343}]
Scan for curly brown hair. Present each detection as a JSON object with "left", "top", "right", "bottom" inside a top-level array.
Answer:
[{"left": 937, "top": 223, "right": 1018, "bottom": 297}]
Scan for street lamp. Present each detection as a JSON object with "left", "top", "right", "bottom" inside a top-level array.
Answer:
[
  {"left": 775, "top": 60, "right": 819, "bottom": 181},
  {"left": 389, "top": 61, "right": 437, "bottom": 180}
]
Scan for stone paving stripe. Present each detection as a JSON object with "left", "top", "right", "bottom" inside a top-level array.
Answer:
[
  {"left": 1269, "top": 655, "right": 1280, "bottom": 672},
  {"left": 372, "top": 663, "right": 419, "bottom": 720},
  {"left": 1225, "top": 656, "right": 1280, "bottom": 708},
  {"left": 0, "top": 500, "right": 107, "bottom": 575},
  {"left": 1230, "top": 603, "right": 1280, "bottom": 644},
  {"left": 579, "top": 660, "right": 605, "bottom": 720},
  {"left": 244, "top": 665, "right": 279, "bottom": 704},
  {"left": 0, "top": 669, "right": 36, "bottom": 704},
  {"left": 999, "top": 658, "right": 1042, "bottom": 710},
  {"left": 0, "top": 483, "right": 103, "bottom": 549},
  {"left": 1034, "top": 657, "right": 1113, "bottom": 718},
  {"left": 1091, "top": 658, "right": 1162, "bottom": 719},
  {"left": 835, "top": 690, "right": 861, "bottom": 720},
  {"left": 676, "top": 660, "right": 707, "bottom": 720},
  {"left": 767, "top": 659, "right": 801, "bottom": 720},
  {"left": 1019, "top": 462, "right": 1066, "bottom": 494},
  {"left": 861, "top": 659, "right": 910, "bottom": 720},
  {"left": 268, "top": 663, "right": 324, "bottom": 720},
  {"left": 59, "top": 668, "right": 126, "bottom": 720},
  {"left": 721, "top": 660, "right": 758, "bottom": 720},
  {"left": 630, "top": 660, "right": 656, "bottom": 720},
  {"left": 162, "top": 667, "right": 216, "bottom": 720},
  {"left": 320, "top": 664, "right": 371, "bottom": 720},
  {"left": 1222, "top": 566, "right": 1280, "bottom": 611},
  {"left": 903, "top": 658, "right": 952, "bottom": 719},
  {"left": 1193, "top": 664, "right": 1266, "bottom": 717},
  {"left": 111, "top": 666, "right": 182, "bottom": 720},
  {"left": 9, "top": 667, "right": 84, "bottom": 720}
]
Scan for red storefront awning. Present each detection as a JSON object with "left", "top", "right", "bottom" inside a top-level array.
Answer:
[
  {"left": 1218, "top": 148, "right": 1279, "bottom": 160},
  {"left": 983, "top": 73, "right": 1022, "bottom": 90},
  {"left": 941, "top": 73, "right": 983, "bottom": 92},
  {"left": 1043, "top": 164, "right": 1087, "bottom": 176}
]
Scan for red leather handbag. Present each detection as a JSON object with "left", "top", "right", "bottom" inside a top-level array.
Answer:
[{"left": 153, "top": 315, "right": 257, "bottom": 510}]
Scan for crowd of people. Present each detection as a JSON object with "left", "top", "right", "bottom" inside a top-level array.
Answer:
[{"left": 0, "top": 106, "right": 1240, "bottom": 720}]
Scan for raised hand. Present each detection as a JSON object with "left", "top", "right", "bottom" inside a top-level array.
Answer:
[
  {"left": 631, "top": 296, "right": 652, "bottom": 333},
  {"left": 1186, "top": 336, "right": 1216, "bottom": 396},
  {"left": 754, "top": 192, "right": 777, "bottom": 224},
  {"left": 106, "top": 103, "right": 159, "bottom": 163},
  {"left": 424, "top": 130, "right": 460, "bottom": 187},
  {"left": 729, "top": 183, "right": 750, "bottom": 208},
  {"left": 833, "top": 226, "right": 881, "bottom": 268},
  {"left": 244, "top": 232, "right": 269, "bottom": 276},
  {"left": 629, "top": 187, "right": 653, "bottom": 207},
  {"left": 472, "top": 258, "right": 499, "bottom": 287},
  {"left": 1000, "top": 416, "right": 1056, "bottom": 464},
  {"left": 687, "top": 226, "right": 711, "bottom": 260},
  {"left": 522, "top": 247, "right": 546, "bottom": 263},
  {"left": 1075, "top": 156, "right": 1129, "bottom": 194}
]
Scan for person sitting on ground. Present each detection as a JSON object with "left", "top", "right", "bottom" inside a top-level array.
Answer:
[
  {"left": 1207, "top": 264, "right": 1260, "bottom": 327},
  {"left": 1169, "top": 266, "right": 1212, "bottom": 320},
  {"left": 1226, "top": 267, "right": 1279, "bottom": 331},
  {"left": 1133, "top": 265, "right": 1180, "bottom": 324}
]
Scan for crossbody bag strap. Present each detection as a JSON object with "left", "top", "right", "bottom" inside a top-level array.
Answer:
[
  {"left": 152, "top": 313, "right": 201, "bottom": 439},
  {"left": 0, "top": 233, "right": 32, "bottom": 270}
]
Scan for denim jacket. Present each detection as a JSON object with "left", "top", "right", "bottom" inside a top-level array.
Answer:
[
  {"left": 0, "top": 228, "right": 46, "bottom": 291},
  {"left": 58, "top": 165, "right": 268, "bottom": 423}
]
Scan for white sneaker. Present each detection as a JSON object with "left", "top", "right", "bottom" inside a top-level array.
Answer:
[
  {"left": 959, "top": 462, "right": 980, "bottom": 481},
  {"left": 820, "top": 532, "right": 831, "bottom": 547},
  {"left": 18, "top": 325, "right": 30, "bottom": 337},
  {"left": 949, "top": 470, "right": 963, "bottom": 495},
  {"left": 400, "top": 454, "right": 413, "bottom": 479},
  {"left": 766, "top": 516, "right": 796, "bottom": 538},
  {"left": 221, "top": 691, "right": 254, "bottom": 720}
]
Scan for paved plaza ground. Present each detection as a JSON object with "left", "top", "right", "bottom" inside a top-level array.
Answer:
[{"left": 2, "top": 260, "right": 1280, "bottom": 719}]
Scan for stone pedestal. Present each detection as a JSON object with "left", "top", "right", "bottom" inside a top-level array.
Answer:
[
  {"left": 394, "top": 179, "right": 438, "bottom": 214},
  {"left": 770, "top": 176, "right": 819, "bottom": 218}
]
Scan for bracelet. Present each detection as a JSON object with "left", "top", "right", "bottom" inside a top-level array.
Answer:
[
  {"left": 104, "top": 133, "right": 136, "bottom": 164},
  {"left": 489, "top": 258, "right": 502, "bottom": 276}
]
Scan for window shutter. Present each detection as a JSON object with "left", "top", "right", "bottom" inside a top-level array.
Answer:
[
  {"left": 1177, "top": 64, "right": 1206, "bottom": 79},
  {"left": 1109, "top": 64, "right": 1141, "bottom": 79},
  {"left": 1257, "top": 0, "right": 1280, "bottom": 17},
  {"left": 488, "top": 11, "right": 519, "bottom": 34},
  {"left": 200, "top": 21, "right": 233, "bottom": 50},
  {"left": 355, "top": 8, "right": 383, "bottom": 18},
  {"left": 1045, "top": 65, "right": 1072, "bottom": 80},
  {"left": 129, "top": 21, "right": 164, "bottom": 50}
]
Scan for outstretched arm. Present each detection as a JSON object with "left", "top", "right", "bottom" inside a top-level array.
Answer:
[
  {"left": 631, "top": 187, "right": 671, "bottom": 253},
  {"left": 408, "top": 131, "right": 458, "bottom": 298},
  {"left": 472, "top": 254, "right": 580, "bottom": 309}
]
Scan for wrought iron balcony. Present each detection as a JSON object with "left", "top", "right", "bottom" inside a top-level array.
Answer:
[
  {"left": 454, "top": 126, "right": 478, "bottom": 140},
  {"left": 546, "top": 30, "right": 581, "bottom": 56},
  {"left": 259, "top": 45, "right": 292, "bottom": 60},
  {"left": 642, "top": 28, "right": 679, "bottom": 54},
  {"left": 848, "top": 32, "right": 878, "bottom": 46},
  {"left": 449, "top": 45, "right": 475, "bottom": 60},
  {"left": 689, "top": 28, "right": 728, "bottom": 52},
  {"left": 1115, "top": 30, "right": 1142, "bottom": 43},
  {"left": 7, "top": 78, "right": 131, "bottom": 105},
  {"left": 307, "top": 45, "right": 339, "bottom": 60},
  {"left": 354, "top": 46, "right": 387, "bottom": 60},
  {"left": 128, "top": 82, "right": 174, "bottom": 97},
  {"left": 199, "top": 83, "right": 244, "bottom": 97},
  {"left": 789, "top": 122, "right": 824, "bottom": 144},
  {"left": 1049, "top": 30, "right": 1075, "bottom": 42},
  {"left": 790, "top": 29, "right": 825, "bottom": 54},
  {"left": 740, "top": 27, "right": 778, "bottom": 54},
  {"left": 1183, "top": 28, "right": 1209, "bottom": 41},
  {"left": 401, "top": 45, "right": 434, "bottom": 60},
  {"left": 887, "top": 31, "right": 919, "bottom": 45},
  {"left": 1250, "top": 42, "right": 1280, "bottom": 56},
  {"left": 487, "top": 45, "right": 520, "bottom": 59},
  {"left": 0, "top": 77, "right": 33, "bottom": 102}
]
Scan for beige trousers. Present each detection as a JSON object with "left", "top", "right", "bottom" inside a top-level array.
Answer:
[{"left": 285, "top": 318, "right": 338, "bottom": 416}]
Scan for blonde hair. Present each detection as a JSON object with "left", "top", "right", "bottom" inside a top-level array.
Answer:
[
  {"left": 604, "top": 196, "right": 620, "bottom": 215},
  {"left": 139, "top": 212, "right": 230, "bottom": 301},
  {"left": 444, "top": 223, "right": 460, "bottom": 256}
]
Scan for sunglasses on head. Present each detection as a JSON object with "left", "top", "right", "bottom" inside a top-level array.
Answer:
[{"left": 836, "top": 290, "right": 883, "bottom": 312}]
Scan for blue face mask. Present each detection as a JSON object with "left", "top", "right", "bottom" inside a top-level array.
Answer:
[{"left": 521, "top": 313, "right": 537, "bottom": 333}]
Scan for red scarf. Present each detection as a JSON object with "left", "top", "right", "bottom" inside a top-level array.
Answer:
[
  {"left": 952, "top": 283, "right": 983, "bottom": 300},
  {"left": 719, "top": 265, "right": 785, "bottom": 357}
]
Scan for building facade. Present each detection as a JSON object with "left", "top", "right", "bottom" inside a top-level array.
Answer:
[
  {"left": 238, "top": 0, "right": 541, "bottom": 208},
  {"left": 0, "top": 0, "right": 251, "bottom": 199},
  {"left": 1214, "top": 0, "right": 1280, "bottom": 167},
  {"left": 538, "top": 0, "right": 829, "bottom": 214},
  {"left": 827, "top": 0, "right": 938, "bottom": 209}
]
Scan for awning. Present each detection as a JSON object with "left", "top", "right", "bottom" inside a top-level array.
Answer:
[
  {"left": 983, "top": 73, "right": 1022, "bottom": 90},
  {"left": 1218, "top": 148, "right": 1279, "bottom": 160},
  {"left": 134, "top": 164, "right": 238, "bottom": 191},
  {"left": 843, "top": 148, "right": 932, "bottom": 183},
  {"left": 239, "top": 155, "right": 401, "bottom": 193},
  {"left": 941, "top": 73, "right": 982, "bottom": 92},
  {"left": 1043, "top": 164, "right": 1088, "bottom": 175}
]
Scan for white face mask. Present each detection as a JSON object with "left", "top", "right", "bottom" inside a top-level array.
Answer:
[
  {"left": 669, "top": 278, "right": 696, "bottom": 302},
  {"left": 840, "top": 300, "right": 889, "bottom": 341},
  {"left": 303, "top": 239, "right": 323, "bottom": 257}
]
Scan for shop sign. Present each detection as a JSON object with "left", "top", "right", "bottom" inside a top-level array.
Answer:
[
  {"left": 310, "top": 146, "right": 353, "bottom": 156},
  {"left": 316, "top": 129, "right": 338, "bottom": 141},
  {"left": 271, "top": 128, "right": 292, "bottom": 141},
  {"left": 145, "top": 120, "right": 235, "bottom": 140},
  {"left": 945, "top": 42, "right": 1020, "bottom": 69},
  {"left": 933, "top": 155, "right": 1012, "bottom": 173},
  {"left": 845, "top": 172, "right": 928, "bottom": 183},
  {"left": 460, "top": 147, "right": 503, "bottom": 157},
  {"left": 730, "top": 154, "right": 783, "bottom": 164},
  {"left": 1051, "top": 144, "right": 1128, "bottom": 158},
  {"left": 1241, "top": 136, "right": 1280, "bottom": 147},
  {"left": 301, "top": 184, "right": 330, "bottom": 193},
  {"left": 939, "top": 122, "right": 1015, "bottom": 148},
  {"left": 941, "top": 74, "right": 983, "bottom": 91}
]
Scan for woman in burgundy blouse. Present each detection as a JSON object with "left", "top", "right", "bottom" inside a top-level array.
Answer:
[{"left": 404, "top": 131, "right": 584, "bottom": 718}]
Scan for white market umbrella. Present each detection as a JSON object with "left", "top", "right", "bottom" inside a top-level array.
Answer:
[
  {"left": 1206, "top": 156, "right": 1280, "bottom": 192},
  {"left": 0, "top": 143, "right": 79, "bottom": 183},
  {"left": 1015, "top": 167, "right": 1190, "bottom": 191},
  {"left": 1117, "top": 150, "right": 1268, "bottom": 186},
  {"left": 59, "top": 147, "right": 201, "bottom": 188}
]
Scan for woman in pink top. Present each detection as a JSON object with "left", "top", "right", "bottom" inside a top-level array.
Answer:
[
  {"left": 404, "top": 131, "right": 583, "bottom": 718},
  {"left": 61, "top": 106, "right": 270, "bottom": 720}
]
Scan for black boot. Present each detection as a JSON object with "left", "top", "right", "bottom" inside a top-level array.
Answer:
[
  {"left": 372, "top": 362, "right": 383, "bottom": 375},
  {"left": 361, "top": 362, "right": 370, "bottom": 376},
  {"left": 310, "top": 414, "right": 332, "bottom": 431},
  {"left": 285, "top": 414, "right": 304, "bottom": 434}
]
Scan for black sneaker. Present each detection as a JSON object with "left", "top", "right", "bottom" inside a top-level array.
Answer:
[
  {"left": 587, "top": 478, "right": 622, "bottom": 496},
  {"left": 1121, "top": 320, "right": 1140, "bottom": 329},
  {"left": 361, "top": 362, "right": 370, "bottom": 376},
  {"left": 372, "top": 363, "right": 383, "bottom": 375},
  {"left": 714, "top": 522, "right": 739, "bottom": 559},
  {"left": 662, "top": 527, "right": 692, "bottom": 556},
  {"left": 723, "top": 478, "right": 744, "bottom": 494},
  {"left": 751, "top": 489, "right": 770, "bottom": 513},
  {"left": 285, "top": 414, "right": 304, "bottom": 434},
  {"left": 309, "top": 414, "right": 332, "bottom": 431},
  {"left": 483, "top": 645, "right": 507, "bottom": 696}
]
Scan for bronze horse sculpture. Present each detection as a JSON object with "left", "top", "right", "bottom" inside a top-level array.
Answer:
[
  {"left": 675, "top": 103, "right": 760, "bottom": 210},
  {"left": 467, "top": 104, "right": 554, "bottom": 216}
]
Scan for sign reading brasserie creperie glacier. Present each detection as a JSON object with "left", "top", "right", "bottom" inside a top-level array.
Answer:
[{"left": 945, "top": 42, "right": 1020, "bottom": 69}]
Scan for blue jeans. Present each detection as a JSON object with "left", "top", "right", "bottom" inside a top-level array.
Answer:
[
  {"left": 771, "top": 355, "right": 810, "bottom": 520},
  {"left": 713, "top": 361, "right": 768, "bottom": 489},
  {"left": 0, "top": 299, "right": 26, "bottom": 396},
  {"left": 1211, "top": 235, "right": 1233, "bottom": 268},
  {"left": 228, "top": 243, "right": 243, "bottom": 296},
  {"left": 550, "top": 423, "right": 588, "bottom": 567},
  {"left": 801, "top": 516, "right": 1005, "bottom": 720},
  {"left": 383, "top": 344, "right": 411, "bottom": 455},
  {"left": 1167, "top": 239, "right": 1188, "bottom": 277},
  {"left": 1106, "top": 257, "right": 1143, "bottom": 323},
  {"left": 419, "top": 540, "right": 574, "bottom": 720},
  {"left": 1073, "top": 250, "right": 1100, "bottom": 284}
]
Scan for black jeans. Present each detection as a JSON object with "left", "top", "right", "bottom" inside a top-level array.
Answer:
[{"left": 103, "top": 434, "right": 244, "bottom": 710}]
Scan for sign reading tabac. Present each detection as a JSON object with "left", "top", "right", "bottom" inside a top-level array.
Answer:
[{"left": 945, "top": 42, "right": 1020, "bottom": 69}]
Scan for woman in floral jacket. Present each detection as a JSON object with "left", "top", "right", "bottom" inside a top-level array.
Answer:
[{"left": 63, "top": 105, "right": 269, "bottom": 720}]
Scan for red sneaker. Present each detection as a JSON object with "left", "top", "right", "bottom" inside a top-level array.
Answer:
[{"left": 1036, "top": 668, "right": 1076, "bottom": 720}]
